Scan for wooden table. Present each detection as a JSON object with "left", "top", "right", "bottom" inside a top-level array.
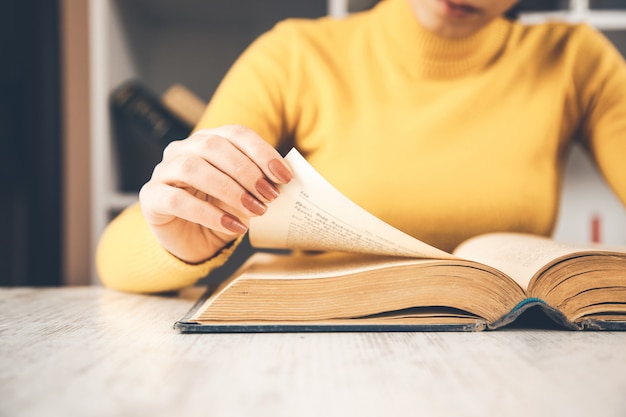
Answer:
[{"left": 1, "top": 287, "right": 625, "bottom": 417}]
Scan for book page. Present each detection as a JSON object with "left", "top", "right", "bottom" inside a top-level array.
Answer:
[
  {"left": 249, "top": 148, "right": 456, "bottom": 259},
  {"left": 452, "top": 233, "right": 593, "bottom": 290}
]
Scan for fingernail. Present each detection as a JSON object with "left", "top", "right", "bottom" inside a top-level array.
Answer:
[
  {"left": 221, "top": 214, "right": 248, "bottom": 234},
  {"left": 255, "top": 178, "right": 280, "bottom": 201},
  {"left": 268, "top": 159, "right": 294, "bottom": 183},
  {"left": 241, "top": 193, "right": 267, "bottom": 216}
]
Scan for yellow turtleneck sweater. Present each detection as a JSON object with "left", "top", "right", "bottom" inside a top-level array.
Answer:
[{"left": 97, "top": 0, "right": 626, "bottom": 293}]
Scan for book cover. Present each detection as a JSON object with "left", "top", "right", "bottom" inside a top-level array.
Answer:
[{"left": 110, "top": 81, "right": 192, "bottom": 192}]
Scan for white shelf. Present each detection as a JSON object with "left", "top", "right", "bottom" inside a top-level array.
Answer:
[
  {"left": 89, "top": 0, "right": 626, "bottom": 283},
  {"left": 521, "top": 11, "right": 626, "bottom": 30}
]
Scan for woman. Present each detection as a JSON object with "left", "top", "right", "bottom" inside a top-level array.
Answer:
[{"left": 97, "top": 0, "right": 626, "bottom": 292}]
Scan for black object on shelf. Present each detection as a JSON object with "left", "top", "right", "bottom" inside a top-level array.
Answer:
[{"left": 110, "top": 80, "right": 193, "bottom": 192}]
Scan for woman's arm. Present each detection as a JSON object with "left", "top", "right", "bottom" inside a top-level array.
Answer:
[
  {"left": 575, "top": 25, "right": 626, "bottom": 205},
  {"left": 96, "top": 23, "right": 299, "bottom": 293}
]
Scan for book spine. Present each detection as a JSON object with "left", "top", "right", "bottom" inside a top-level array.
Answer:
[
  {"left": 110, "top": 81, "right": 192, "bottom": 147},
  {"left": 161, "top": 83, "right": 207, "bottom": 127},
  {"left": 110, "top": 81, "right": 193, "bottom": 191}
]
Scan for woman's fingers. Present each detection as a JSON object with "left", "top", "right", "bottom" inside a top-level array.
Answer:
[
  {"left": 143, "top": 124, "right": 295, "bottom": 238},
  {"left": 165, "top": 126, "right": 294, "bottom": 196},
  {"left": 140, "top": 180, "right": 248, "bottom": 236},
  {"left": 151, "top": 151, "right": 269, "bottom": 219},
  {"left": 155, "top": 125, "right": 294, "bottom": 225},
  {"left": 207, "top": 125, "right": 294, "bottom": 184}
]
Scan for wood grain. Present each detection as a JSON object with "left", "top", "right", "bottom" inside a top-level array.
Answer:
[{"left": 1, "top": 287, "right": 625, "bottom": 417}]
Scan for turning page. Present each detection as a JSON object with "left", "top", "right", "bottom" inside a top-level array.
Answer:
[{"left": 249, "top": 148, "right": 456, "bottom": 259}]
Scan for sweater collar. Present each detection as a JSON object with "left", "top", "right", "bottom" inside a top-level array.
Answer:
[{"left": 374, "top": 0, "right": 512, "bottom": 79}]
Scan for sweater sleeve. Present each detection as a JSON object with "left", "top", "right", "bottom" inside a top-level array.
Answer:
[
  {"left": 96, "top": 204, "right": 243, "bottom": 293},
  {"left": 195, "top": 20, "right": 298, "bottom": 149},
  {"left": 95, "top": 23, "right": 302, "bottom": 293},
  {"left": 574, "top": 25, "right": 626, "bottom": 206}
]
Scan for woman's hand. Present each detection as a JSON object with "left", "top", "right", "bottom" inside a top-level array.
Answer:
[{"left": 139, "top": 125, "right": 293, "bottom": 264}]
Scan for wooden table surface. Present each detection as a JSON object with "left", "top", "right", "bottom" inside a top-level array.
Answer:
[{"left": 1, "top": 286, "right": 625, "bottom": 417}]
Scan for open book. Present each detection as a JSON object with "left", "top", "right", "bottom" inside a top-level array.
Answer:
[{"left": 175, "top": 149, "right": 626, "bottom": 332}]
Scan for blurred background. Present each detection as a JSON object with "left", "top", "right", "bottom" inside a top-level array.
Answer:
[{"left": 1, "top": 0, "right": 625, "bottom": 287}]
